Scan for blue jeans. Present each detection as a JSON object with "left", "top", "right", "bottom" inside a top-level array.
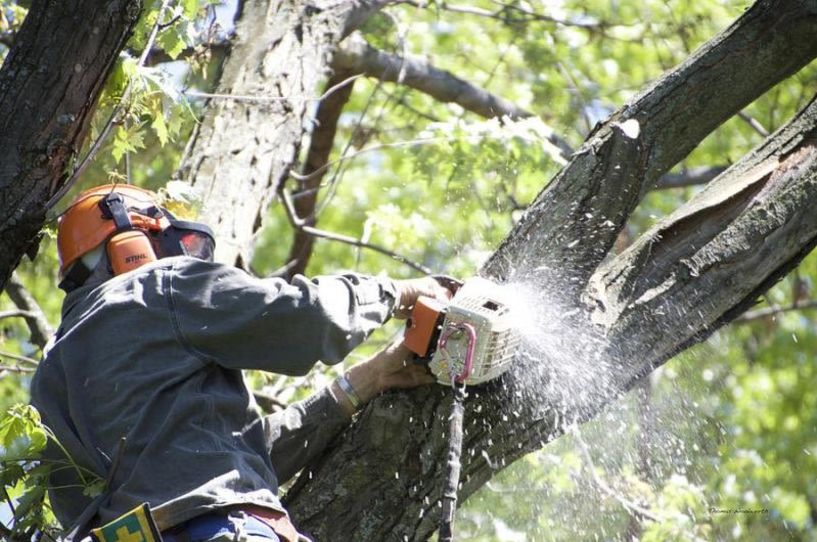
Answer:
[{"left": 162, "top": 511, "right": 281, "bottom": 542}]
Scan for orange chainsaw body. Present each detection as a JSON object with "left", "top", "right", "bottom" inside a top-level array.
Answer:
[{"left": 404, "top": 296, "right": 448, "bottom": 359}]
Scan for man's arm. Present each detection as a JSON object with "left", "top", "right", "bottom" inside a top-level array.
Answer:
[
  {"left": 264, "top": 341, "right": 434, "bottom": 484},
  {"left": 169, "top": 258, "right": 448, "bottom": 375}
]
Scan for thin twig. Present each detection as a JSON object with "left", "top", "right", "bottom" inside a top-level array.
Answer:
[
  {"left": 737, "top": 111, "right": 770, "bottom": 138},
  {"left": 278, "top": 187, "right": 431, "bottom": 274},
  {"left": 180, "top": 74, "right": 365, "bottom": 105},
  {"left": 573, "top": 429, "right": 661, "bottom": 523},
  {"left": 737, "top": 299, "right": 817, "bottom": 322},
  {"left": 315, "top": 50, "right": 395, "bottom": 219},
  {"left": 0, "top": 350, "right": 40, "bottom": 367},
  {"left": 0, "top": 364, "right": 36, "bottom": 374},
  {"left": 0, "top": 309, "right": 37, "bottom": 320}
]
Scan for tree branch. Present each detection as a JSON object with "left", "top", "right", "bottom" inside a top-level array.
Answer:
[
  {"left": 736, "top": 299, "right": 817, "bottom": 322},
  {"left": 141, "top": 38, "right": 232, "bottom": 66},
  {"left": 654, "top": 165, "right": 729, "bottom": 189},
  {"left": 589, "top": 91, "right": 817, "bottom": 392},
  {"left": 332, "top": 34, "right": 573, "bottom": 159},
  {"left": 283, "top": 71, "right": 357, "bottom": 279},
  {"left": 0, "top": 350, "right": 40, "bottom": 367},
  {"left": 738, "top": 110, "right": 770, "bottom": 138},
  {"left": 278, "top": 187, "right": 432, "bottom": 274},
  {"left": 0, "top": 0, "right": 144, "bottom": 292},
  {"left": 482, "top": 0, "right": 817, "bottom": 302},
  {"left": 5, "top": 272, "right": 53, "bottom": 350}
]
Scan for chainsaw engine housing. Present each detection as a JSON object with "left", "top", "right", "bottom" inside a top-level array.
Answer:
[{"left": 406, "top": 277, "right": 520, "bottom": 386}]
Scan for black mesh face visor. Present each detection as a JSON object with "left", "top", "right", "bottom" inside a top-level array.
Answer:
[{"left": 158, "top": 218, "right": 216, "bottom": 262}]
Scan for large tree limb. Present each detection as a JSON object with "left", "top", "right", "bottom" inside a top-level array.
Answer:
[
  {"left": 589, "top": 94, "right": 817, "bottom": 388},
  {"left": 332, "top": 34, "right": 573, "bottom": 159},
  {"left": 178, "top": 0, "right": 397, "bottom": 267},
  {"left": 482, "top": 0, "right": 817, "bottom": 300},
  {"left": 0, "top": 0, "right": 143, "bottom": 293}
]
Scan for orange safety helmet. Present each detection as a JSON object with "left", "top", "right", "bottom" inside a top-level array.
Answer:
[{"left": 57, "top": 184, "right": 215, "bottom": 291}]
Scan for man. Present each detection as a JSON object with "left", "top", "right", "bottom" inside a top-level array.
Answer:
[{"left": 30, "top": 184, "right": 451, "bottom": 542}]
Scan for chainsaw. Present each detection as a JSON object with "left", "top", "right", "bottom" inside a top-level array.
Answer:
[
  {"left": 404, "top": 276, "right": 520, "bottom": 386},
  {"left": 403, "top": 276, "right": 521, "bottom": 541}
]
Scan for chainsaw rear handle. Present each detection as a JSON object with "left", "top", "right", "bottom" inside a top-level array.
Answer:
[
  {"left": 431, "top": 274, "right": 463, "bottom": 295},
  {"left": 403, "top": 274, "right": 462, "bottom": 362},
  {"left": 404, "top": 296, "right": 447, "bottom": 360}
]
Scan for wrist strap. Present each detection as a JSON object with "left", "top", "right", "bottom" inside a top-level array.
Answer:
[{"left": 336, "top": 374, "right": 362, "bottom": 410}]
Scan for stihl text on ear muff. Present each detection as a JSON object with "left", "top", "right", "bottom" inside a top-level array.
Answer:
[{"left": 99, "top": 192, "right": 159, "bottom": 276}]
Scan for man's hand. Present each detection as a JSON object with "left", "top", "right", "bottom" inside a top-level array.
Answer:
[
  {"left": 393, "top": 277, "right": 453, "bottom": 319},
  {"left": 332, "top": 339, "right": 435, "bottom": 417}
]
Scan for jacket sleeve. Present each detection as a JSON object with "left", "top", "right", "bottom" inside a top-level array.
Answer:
[
  {"left": 168, "top": 258, "right": 397, "bottom": 375},
  {"left": 261, "top": 387, "right": 351, "bottom": 484}
]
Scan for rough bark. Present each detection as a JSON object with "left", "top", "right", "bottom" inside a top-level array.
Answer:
[
  {"left": 589, "top": 95, "right": 817, "bottom": 387},
  {"left": 177, "top": 0, "right": 395, "bottom": 268},
  {"left": 0, "top": 0, "right": 143, "bottom": 293},
  {"left": 282, "top": 2, "right": 817, "bottom": 539}
]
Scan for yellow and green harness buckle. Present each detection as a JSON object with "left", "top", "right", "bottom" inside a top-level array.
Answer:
[{"left": 90, "top": 503, "right": 163, "bottom": 542}]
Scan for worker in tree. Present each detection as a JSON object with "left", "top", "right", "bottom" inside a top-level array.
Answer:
[{"left": 30, "top": 184, "right": 451, "bottom": 542}]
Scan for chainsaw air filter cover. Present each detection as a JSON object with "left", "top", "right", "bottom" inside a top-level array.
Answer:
[{"left": 429, "top": 277, "right": 520, "bottom": 386}]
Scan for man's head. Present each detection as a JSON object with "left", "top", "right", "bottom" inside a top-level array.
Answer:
[{"left": 57, "top": 184, "right": 216, "bottom": 292}]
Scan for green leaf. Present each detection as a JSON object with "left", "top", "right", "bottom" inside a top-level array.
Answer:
[
  {"left": 0, "top": 405, "right": 46, "bottom": 462},
  {"left": 151, "top": 111, "right": 169, "bottom": 146}
]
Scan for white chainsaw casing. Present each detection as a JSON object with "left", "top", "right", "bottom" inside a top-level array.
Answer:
[{"left": 429, "top": 277, "right": 520, "bottom": 386}]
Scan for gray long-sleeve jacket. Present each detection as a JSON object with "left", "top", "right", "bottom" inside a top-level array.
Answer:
[{"left": 29, "top": 256, "right": 397, "bottom": 531}]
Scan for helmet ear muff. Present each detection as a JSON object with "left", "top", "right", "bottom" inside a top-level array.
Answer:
[
  {"left": 107, "top": 231, "right": 158, "bottom": 276},
  {"left": 98, "top": 191, "right": 158, "bottom": 276}
]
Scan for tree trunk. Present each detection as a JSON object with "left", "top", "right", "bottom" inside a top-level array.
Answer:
[
  {"left": 281, "top": 1, "right": 817, "bottom": 539},
  {"left": 178, "top": 0, "right": 394, "bottom": 268},
  {"left": 0, "top": 0, "right": 143, "bottom": 292}
]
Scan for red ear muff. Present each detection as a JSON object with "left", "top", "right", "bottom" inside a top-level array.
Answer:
[{"left": 107, "top": 231, "right": 157, "bottom": 275}]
